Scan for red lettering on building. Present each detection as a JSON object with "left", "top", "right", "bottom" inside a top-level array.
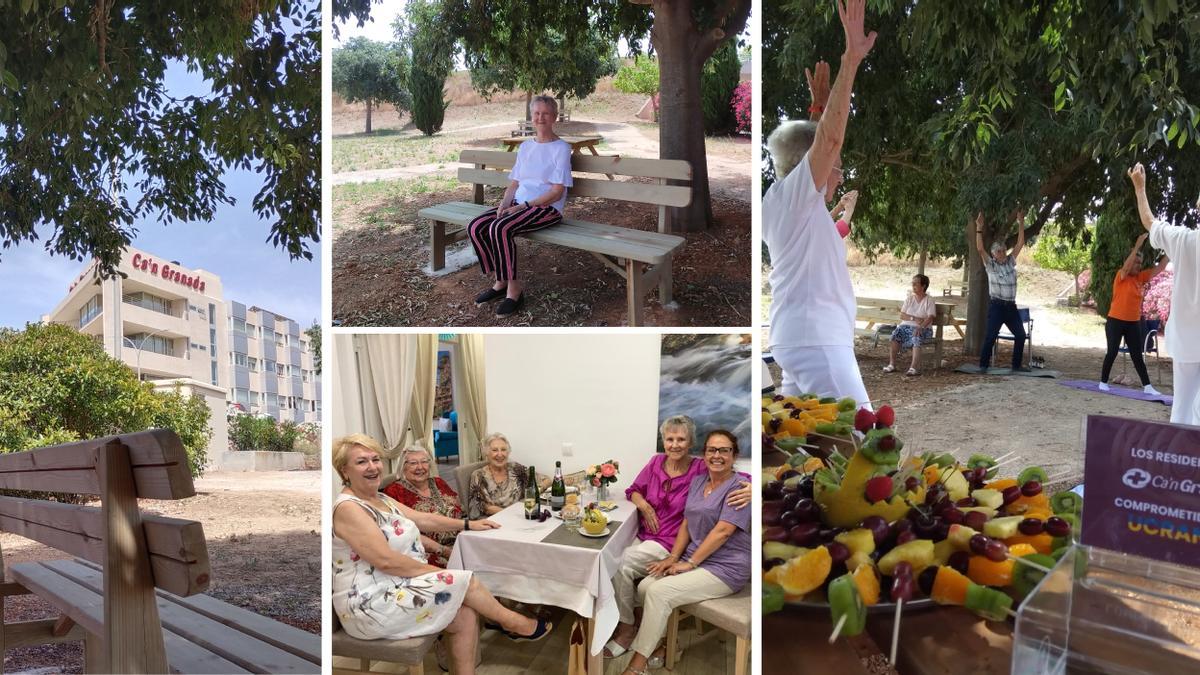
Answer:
[{"left": 123, "top": 256, "right": 205, "bottom": 294}]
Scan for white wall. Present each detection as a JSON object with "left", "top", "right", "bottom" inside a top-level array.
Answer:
[{"left": 484, "top": 334, "right": 663, "bottom": 484}]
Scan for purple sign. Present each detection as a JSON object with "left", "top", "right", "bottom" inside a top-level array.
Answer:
[{"left": 1081, "top": 415, "right": 1200, "bottom": 568}]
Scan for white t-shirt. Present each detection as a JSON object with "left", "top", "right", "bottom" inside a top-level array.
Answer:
[
  {"left": 509, "top": 139, "right": 573, "bottom": 213},
  {"left": 1149, "top": 219, "right": 1200, "bottom": 363},
  {"left": 764, "top": 151, "right": 856, "bottom": 348},
  {"left": 900, "top": 292, "right": 936, "bottom": 328}
]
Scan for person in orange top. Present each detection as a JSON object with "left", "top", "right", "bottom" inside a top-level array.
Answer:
[{"left": 1100, "top": 232, "right": 1169, "bottom": 393}]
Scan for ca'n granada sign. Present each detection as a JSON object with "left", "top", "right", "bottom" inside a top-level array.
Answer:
[{"left": 130, "top": 253, "right": 206, "bottom": 293}]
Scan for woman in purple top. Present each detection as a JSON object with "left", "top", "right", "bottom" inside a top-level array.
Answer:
[{"left": 607, "top": 428, "right": 751, "bottom": 675}]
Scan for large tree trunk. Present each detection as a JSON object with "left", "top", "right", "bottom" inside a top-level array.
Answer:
[
  {"left": 365, "top": 98, "right": 373, "bottom": 134},
  {"left": 525, "top": 91, "right": 532, "bottom": 121},
  {"left": 964, "top": 217, "right": 989, "bottom": 356},
  {"left": 648, "top": 0, "right": 750, "bottom": 233},
  {"left": 918, "top": 244, "right": 928, "bottom": 276}
]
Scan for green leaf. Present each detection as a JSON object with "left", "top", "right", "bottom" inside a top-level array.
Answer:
[
  {"left": 1167, "top": 120, "right": 1180, "bottom": 141},
  {"left": 1, "top": 70, "right": 17, "bottom": 91},
  {"left": 1178, "top": 128, "right": 1188, "bottom": 148}
]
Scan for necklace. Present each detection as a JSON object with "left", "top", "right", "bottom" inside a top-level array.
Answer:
[
  {"left": 703, "top": 473, "right": 733, "bottom": 497},
  {"left": 488, "top": 465, "right": 509, "bottom": 486}
]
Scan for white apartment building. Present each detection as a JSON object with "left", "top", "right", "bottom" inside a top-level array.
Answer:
[{"left": 45, "top": 247, "right": 320, "bottom": 462}]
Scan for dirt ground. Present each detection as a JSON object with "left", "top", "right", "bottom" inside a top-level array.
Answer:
[
  {"left": 333, "top": 91, "right": 752, "bottom": 328},
  {"left": 2, "top": 471, "right": 320, "bottom": 673}
]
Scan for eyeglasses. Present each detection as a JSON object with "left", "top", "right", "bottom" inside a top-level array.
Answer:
[
  {"left": 404, "top": 459, "right": 431, "bottom": 467},
  {"left": 703, "top": 447, "right": 734, "bottom": 456}
]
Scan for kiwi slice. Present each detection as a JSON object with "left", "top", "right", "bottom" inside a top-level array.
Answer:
[
  {"left": 1011, "top": 553, "right": 1057, "bottom": 598},
  {"left": 967, "top": 453, "right": 997, "bottom": 470},
  {"left": 1051, "top": 491, "right": 1083, "bottom": 516},
  {"left": 819, "top": 396, "right": 838, "bottom": 404},
  {"left": 933, "top": 453, "right": 957, "bottom": 469},
  {"left": 763, "top": 582, "right": 786, "bottom": 615},
  {"left": 1017, "top": 466, "right": 1049, "bottom": 485}
]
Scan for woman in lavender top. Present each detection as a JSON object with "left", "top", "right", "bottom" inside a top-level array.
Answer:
[{"left": 607, "top": 429, "right": 751, "bottom": 675}]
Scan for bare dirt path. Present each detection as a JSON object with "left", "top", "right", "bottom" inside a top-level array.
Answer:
[{"left": 2, "top": 470, "right": 320, "bottom": 673}]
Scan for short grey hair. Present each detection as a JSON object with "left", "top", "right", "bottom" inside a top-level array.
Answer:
[
  {"left": 659, "top": 415, "right": 696, "bottom": 446},
  {"left": 767, "top": 120, "right": 817, "bottom": 180},
  {"left": 990, "top": 241, "right": 1007, "bottom": 256},
  {"left": 480, "top": 432, "right": 509, "bottom": 451},
  {"left": 531, "top": 95, "right": 558, "bottom": 116},
  {"left": 401, "top": 444, "right": 432, "bottom": 463}
]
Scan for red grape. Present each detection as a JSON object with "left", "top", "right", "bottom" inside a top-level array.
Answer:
[
  {"left": 789, "top": 522, "right": 821, "bottom": 547},
  {"left": 969, "top": 533, "right": 991, "bottom": 556},
  {"left": 780, "top": 511, "right": 802, "bottom": 529},
  {"left": 905, "top": 476, "right": 920, "bottom": 492},
  {"left": 942, "top": 506, "right": 965, "bottom": 525},
  {"left": 956, "top": 497, "right": 978, "bottom": 508},
  {"left": 984, "top": 538, "right": 1008, "bottom": 563},
  {"left": 826, "top": 541, "right": 851, "bottom": 564},
  {"left": 793, "top": 498, "right": 821, "bottom": 522},
  {"left": 948, "top": 550, "right": 970, "bottom": 575},
  {"left": 1021, "top": 480, "right": 1043, "bottom": 497},
  {"left": 781, "top": 492, "right": 801, "bottom": 511},
  {"left": 1002, "top": 486, "right": 1022, "bottom": 504},
  {"left": 896, "top": 531, "right": 917, "bottom": 545},
  {"left": 892, "top": 518, "right": 914, "bottom": 536},
  {"left": 1044, "top": 516, "right": 1071, "bottom": 537},
  {"left": 860, "top": 516, "right": 890, "bottom": 545},
  {"left": 765, "top": 526, "right": 790, "bottom": 543},
  {"left": 963, "top": 510, "right": 989, "bottom": 531},
  {"left": 764, "top": 481, "right": 784, "bottom": 500},
  {"left": 1018, "top": 518, "right": 1044, "bottom": 535},
  {"left": 763, "top": 501, "right": 785, "bottom": 527}
]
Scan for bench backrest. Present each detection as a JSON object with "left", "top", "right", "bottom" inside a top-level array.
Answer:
[
  {"left": 855, "top": 296, "right": 954, "bottom": 326},
  {"left": 0, "top": 429, "right": 210, "bottom": 597},
  {"left": 458, "top": 149, "right": 692, "bottom": 234}
]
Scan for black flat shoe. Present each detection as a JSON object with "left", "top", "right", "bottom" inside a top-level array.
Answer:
[
  {"left": 496, "top": 293, "right": 525, "bottom": 317},
  {"left": 475, "top": 287, "right": 506, "bottom": 306},
  {"left": 505, "top": 617, "right": 553, "bottom": 642}
]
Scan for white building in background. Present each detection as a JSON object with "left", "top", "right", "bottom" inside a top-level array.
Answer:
[{"left": 44, "top": 247, "right": 320, "bottom": 463}]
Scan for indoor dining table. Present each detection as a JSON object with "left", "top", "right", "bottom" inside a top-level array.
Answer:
[{"left": 447, "top": 497, "right": 638, "bottom": 674}]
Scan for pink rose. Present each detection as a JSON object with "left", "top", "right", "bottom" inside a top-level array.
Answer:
[
  {"left": 601, "top": 463, "right": 616, "bottom": 478},
  {"left": 592, "top": 476, "right": 601, "bottom": 487}
]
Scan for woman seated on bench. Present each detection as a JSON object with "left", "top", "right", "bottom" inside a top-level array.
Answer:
[
  {"left": 467, "top": 95, "right": 573, "bottom": 318},
  {"left": 605, "top": 416, "right": 750, "bottom": 668},
  {"left": 333, "top": 434, "right": 552, "bottom": 674},
  {"left": 383, "top": 445, "right": 462, "bottom": 568},
  {"left": 884, "top": 273, "right": 936, "bottom": 376},
  {"left": 609, "top": 429, "right": 751, "bottom": 675}
]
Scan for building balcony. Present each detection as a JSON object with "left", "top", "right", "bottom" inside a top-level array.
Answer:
[
  {"left": 120, "top": 303, "right": 190, "bottom": 338},
  {"left": 122, "top": 349, "right": 194, "bottom": 380}
]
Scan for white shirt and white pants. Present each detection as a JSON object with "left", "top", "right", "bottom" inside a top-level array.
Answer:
[
  {"left": 1149, "top": 220, "right": 1200, "bottom": 425},
  {"left": 764, "top": 151, "right": 870, "bottom": 409}
]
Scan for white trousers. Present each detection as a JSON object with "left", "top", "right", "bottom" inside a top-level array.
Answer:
[
  {"left": 772, "top": 344, "right": 872, "bottom": 410},
  {"left": 631, "top": 567, "right": 731, "bottom": 658},
  {"left": 613, "top": 539, "right": 670, "bottom": 626},
  {"left": 1172, "top": 361, "right": 1200, "bottom": 426}
]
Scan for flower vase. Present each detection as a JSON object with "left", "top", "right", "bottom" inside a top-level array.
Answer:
[{"left": 597, "top": 483, "right": 610, "bottom": 503}]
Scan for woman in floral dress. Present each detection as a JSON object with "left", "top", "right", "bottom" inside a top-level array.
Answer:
[{"left": 333, "top": 434, "right": 552, "bottom": 673}]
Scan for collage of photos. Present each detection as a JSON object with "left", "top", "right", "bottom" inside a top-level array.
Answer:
[{"left": 0, "top": 0, "right": 1198, "bottom": 674}]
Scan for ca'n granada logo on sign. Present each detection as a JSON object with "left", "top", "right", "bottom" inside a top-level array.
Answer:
[{"left": 131, "top": 253, "right": 206, "bottom": 293}]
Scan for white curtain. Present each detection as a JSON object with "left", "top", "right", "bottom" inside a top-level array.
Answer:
[
  {"left": 362, "top": 334, "right": 417, "bottom": 461},
  {"left": 454, "top": 334, "right": 488, "bottom": 463},
  {"left": 408, "top": 334, "right": 440, "bottom": 477},
  {"left": 330, "top": 335, "right": 363, "bottom": 439}
]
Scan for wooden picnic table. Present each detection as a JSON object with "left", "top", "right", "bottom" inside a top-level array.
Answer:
[{"left": 765, "top": 606, "right": 1014, "bottom": 675}]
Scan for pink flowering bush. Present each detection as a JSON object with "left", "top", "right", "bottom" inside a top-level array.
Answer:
[
  {"left": 731, "top": 81, "right": 751, "bottom": 133},
  {"left": 1143, "top": 268, "right": 1173, "bottom": 322}
]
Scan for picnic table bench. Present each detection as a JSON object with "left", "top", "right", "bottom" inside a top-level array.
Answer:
[
  {"left": 0, "top": 430, "right": 320, "bottom": 673},
  {"left": 420, "top": 149, "right": 691, "bottom": 326},
  {"left": 855, "top": 296, "right": 956, "bottom": 369}
]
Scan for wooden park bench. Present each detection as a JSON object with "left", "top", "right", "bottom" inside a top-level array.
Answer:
[
  {"left": 0, "top": 429, "right": 320, "bottom": 673},
  {"left": 855, "top": 296, "right": 955, "bottom": 369},
  {"left": 420, "top": 149, "right": 690, "bottom": 326}
]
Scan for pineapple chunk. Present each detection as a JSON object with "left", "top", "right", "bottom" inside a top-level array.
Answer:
[
  {"left": 983, "top": 516, "right": 1025, "bottom": 540},
  {"left": 971, "top": 489, "right": 1004, "bottom": 510},
  {"left": 834, "top": 529, "right": 877, "bottom": 557},
  {"left": 878, "top": 539, "right": 935, "bottom": 576},
  {"left": 764, "top": 542, "right": 809, "bottom": 562}
]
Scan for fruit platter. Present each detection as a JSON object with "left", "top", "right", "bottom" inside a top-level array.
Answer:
[{"left": 761, "top": 393, "right": 1082, "bottom": 648}]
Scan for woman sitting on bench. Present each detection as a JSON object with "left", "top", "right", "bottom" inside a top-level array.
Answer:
[
  {"left": 332, "top": 434, "right": 552, "bottom": 675},
  {"left": 467, "top": 95, "right": 572, "bottom": 318},
  {"left": 883, "top": 273, "right": 935, "bottom": 376}
]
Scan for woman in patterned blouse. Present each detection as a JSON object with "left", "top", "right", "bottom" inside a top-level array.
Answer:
[
  {"left": 467, "top": 432, "right": 549, "bottom": 519},
  {"left": 383, "top": 445, "right": 462, "bottom": 567}
]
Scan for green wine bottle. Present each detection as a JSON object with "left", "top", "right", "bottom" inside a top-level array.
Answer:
[{"left": 551, "top": 461, "right": 566, "bottom": 511}]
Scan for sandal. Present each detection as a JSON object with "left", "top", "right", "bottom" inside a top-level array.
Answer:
[
  {"left": 474, "top": 286, "right": 506, "bottom": 306},
  {"left": 603, "top": 639, "right": 630, "bottom": 658},
  {"left": 882, "top": 364, "right": 896, "bottom": 373},
  {"left": 906, "top": 367, "right": 919, "bottom": 376}
]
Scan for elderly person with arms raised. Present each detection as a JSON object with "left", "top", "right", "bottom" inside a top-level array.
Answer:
[
  {"left": 467, "top": 432, "right": 549, "bottom": 519},
  {"left": 975, "top": 209, "right": 1030, "bottom": 371},
  {"left": 610, "top": 430, "right": 751, "bottom": 675},
  {"left": 332, "top": 434, "right": 551, "bottom": 674},
  {"left": 603, "top": 416, "right": 750, "bottom": 666},
  {"left": 383, "top": 444, "right": 463, "bottom": 567},
  {"left": 1099, "top": 231, "right": 1168, "bottom": 395},
  {"left": 466, "top": 95, "right": 573, "bottom": 318},
  {"left": 764, "top": 0, "right": 877, "bottom": 409},
  {"left": 884, "top": 273, "right": 936, "bottom": 376},
  {"left": 1128, "top": 162, "right": 1199, "bottom": 424}
]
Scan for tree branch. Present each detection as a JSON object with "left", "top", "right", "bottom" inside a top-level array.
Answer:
[{"left": 697, "top": 0, "right": 751, "bottom": 61}]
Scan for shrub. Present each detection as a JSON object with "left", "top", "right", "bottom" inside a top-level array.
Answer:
[
  {"left": 732, "top": 81, "right": 751, "bottom": 133},
  {"left": 1143, "top": 268, "right": 1173, "bottom": 322},
  {"left": 700, "top": 42, "right": 741, "bottom": 135},
  {"left": 228, "top": 413, "right": 304, "bottom": 453}
]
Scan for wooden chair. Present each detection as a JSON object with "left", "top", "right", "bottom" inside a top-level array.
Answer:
[
  {"left": 0, "top": 430, "right": 319, "bottom": 673},
  {"left": 332, "top": 612, "right": 437, "bottom": 675},
  {"left": 664, "top": 589, "right": 751, "bottom": 675},
  {"left": 421, "top": 150, "right": 691, "bottom": 326}
]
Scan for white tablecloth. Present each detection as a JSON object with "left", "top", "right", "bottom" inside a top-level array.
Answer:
[{"left": 447, "top": 499, "right": 639, "bottom": 655}]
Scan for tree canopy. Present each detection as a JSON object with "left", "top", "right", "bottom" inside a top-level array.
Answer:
[
  {"left": 764, "top": 0, "right": 1200, "bottom": 351},
  {"left": 467, "top": 27, "right": 618, "bottom": 109},
  {"left": 0, "top": 0, "right": 321, "bottom": 276},
  {"left": 332, "top": 37, "right": 411, "bottom": 133},
  {"left": 0, "top": 323, "right": 212, "bottom": 477}
]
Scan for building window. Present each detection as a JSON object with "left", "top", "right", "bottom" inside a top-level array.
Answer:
[
  {"left": 234, "top": 388, "right": 250, "bottom": 406},
  {"left": 231, "top": 317, "right": 247, "bottom": 335},
  {"left": 79, "top": 295, "right": 102, "bottom": 327},
  {"left": 208, "top": 303, "right": 216, "bottom": 325},
  {"left": 122, "top": 291, "right": 174, "bottom": 316},
  {"left": 247, "top": 356, "right": 258, "bottom": 372},
  {"left": 211, "top": 361, "right": 218, "bottom": 386},
  {"left": 275, "top": 362, "right": 286, "bottom": 377},
  {"left": 232, "top": 352, "right": 247, "bottom": 368},
  {"left": 274, "top": 331, "right": 285, "bottom": 347},
  {"left": 245, "top": 322, "right": 257, "bottom": 338},
  {"left": 126, "top": 333, "right": 174, "bottom": 356}
]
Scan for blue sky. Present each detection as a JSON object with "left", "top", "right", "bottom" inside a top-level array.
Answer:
[{"left": 0, "top": 61, "right": 321, "bottom": 330}]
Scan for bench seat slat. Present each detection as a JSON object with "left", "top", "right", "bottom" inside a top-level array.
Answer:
[
  {"left": 0, "top": 497, "right": 210, "bottom": 597},
  {"left": 457, "top": 168, "right": 692, "bottom": 207},
  {"left": 30, "top": 559, "right": 317, "bottom": 674},
  {"left": 458, "top": 149, "right": 692, "bottom": 180},
  {"left": 419, "top": 202, "right": 684, "bottom": 264}
]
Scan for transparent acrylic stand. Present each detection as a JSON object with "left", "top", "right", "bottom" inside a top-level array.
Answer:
[{"left": 1014, "top": 544, "right": 1200, "bottom": 674}]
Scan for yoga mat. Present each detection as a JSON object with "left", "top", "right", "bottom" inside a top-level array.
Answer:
[
  {"left": 954, "top": 364, "right": 1061, "bottom": 378},
  {"left": 1058, "top": 379, "right": 1173, "bottom": 406}
]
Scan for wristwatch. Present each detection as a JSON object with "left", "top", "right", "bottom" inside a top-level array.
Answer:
[{"left": 463, "top": 518, "right": 470, "bottom": 531}]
